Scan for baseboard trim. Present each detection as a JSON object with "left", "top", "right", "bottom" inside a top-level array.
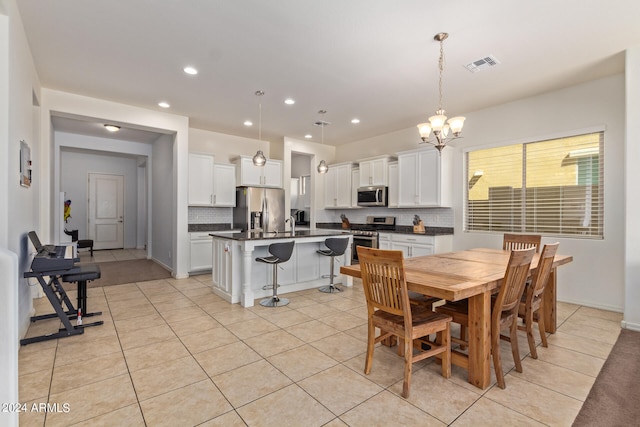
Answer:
[{"left": 621, "top": 321, "right": 640, "bottom": 331}]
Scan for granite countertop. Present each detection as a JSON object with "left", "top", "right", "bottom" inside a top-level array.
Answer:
[
  {"left": 188, "top": 223, "right": 236, "bottom": 232},
  {"left": 315, "top": 222, "right": 454, "bottom": 236},
  {"left": 209, "top": 229, "right": 351, "bottom": 241}
]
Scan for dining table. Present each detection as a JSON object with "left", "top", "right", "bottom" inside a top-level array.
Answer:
[{"left": 340, "top": 247, "right": 573, "bottom": 389}]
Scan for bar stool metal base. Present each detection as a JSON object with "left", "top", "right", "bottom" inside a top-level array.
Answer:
[
  {"left": 260, "top": 296, "right": 290, "bottom": 307},
  {"left": 319, "top": 284, "right": 342, "bottom": 293}
]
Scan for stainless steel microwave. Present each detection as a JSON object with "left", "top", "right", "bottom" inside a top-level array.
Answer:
[{"left": 357, "top": 186, "right": 388, "bottom": 207}]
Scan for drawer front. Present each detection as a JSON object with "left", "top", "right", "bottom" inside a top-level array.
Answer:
[
  {"left": 390, "top": 234, "right": 434, "bottom": 245},
  {"left": 190, "top": 232, "right": 212, "bottom": 240}
]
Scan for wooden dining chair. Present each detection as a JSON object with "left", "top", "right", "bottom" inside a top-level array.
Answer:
[
  {"left": 358, "top": 247, "right": 452, "bottom": 398},
  {"left": 435, "top": 247, "right": 536, "bottom": 389},
  {"left": 517, "top": 242, "right": 559, "bottom": 359},
  {"left": 503, "top": 233, "right": 542, "bottom": 253}
]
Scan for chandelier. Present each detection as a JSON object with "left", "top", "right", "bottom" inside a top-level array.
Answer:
[
  {"left": 417, "top": 32, "right": 465, "bottom": 152},
  {"left": 252, "top": 90, "right": 267, "bottom": 166},
  {"left": 316, "top": 110, "right": 329, "bottom": 174}
]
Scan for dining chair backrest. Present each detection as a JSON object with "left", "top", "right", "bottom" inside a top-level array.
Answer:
[
  {"left": 518, "top": 242, "right": 559, "bottom": 358},
  {"left": 358, "top": 247, "right": 410, "bottom": 321},
  {"left": 527, "top": 243, "right": 559, "bottom": 304},
  {"left": 503, "top": 233, "right": 541, "bottom": 253},
  {"left": 493, "top": 247, "right": 537, "bottom": 320}
]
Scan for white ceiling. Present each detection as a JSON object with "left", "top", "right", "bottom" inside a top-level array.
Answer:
[{"left": 17, "top": 0, "right": 640, "bottom": 146}]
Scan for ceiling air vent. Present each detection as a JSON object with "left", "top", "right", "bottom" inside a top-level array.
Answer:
[{"left": 464, "top": 55, "right": 500, "bottom": 73}]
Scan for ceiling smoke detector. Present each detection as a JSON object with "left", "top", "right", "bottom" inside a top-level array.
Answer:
[{"left": 464, "top": 55, "right": 500, "bottom": 73}]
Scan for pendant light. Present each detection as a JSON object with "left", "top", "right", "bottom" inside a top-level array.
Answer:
[
  {"left": 316, "top": 110, "right": 329, "bottom": 174},
  {"left": 252, "top": 90, "right": 267, "bottom": 166},
  {"left": 416, "top": 32, "right": 465, "bottom": 152}
]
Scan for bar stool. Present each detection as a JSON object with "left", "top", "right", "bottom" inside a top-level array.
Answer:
[
  {"left": 256, "top": 241, "right": 295, "bottom": 307},
  {"left": 317, "top": 238, "right": 350, "bottom": 293}
]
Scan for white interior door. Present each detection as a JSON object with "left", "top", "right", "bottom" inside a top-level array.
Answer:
[{"left": 89, "top": 173, "right": 124, "bottom": 250}]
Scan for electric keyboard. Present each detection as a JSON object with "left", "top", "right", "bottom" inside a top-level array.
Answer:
[{"left": 31, "top": 245, "right": 76, "bottom": 272}]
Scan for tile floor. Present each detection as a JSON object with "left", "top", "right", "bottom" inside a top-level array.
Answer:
[
  {"left": 78, "top": 248, "right": 148, "bottom": 263},
  {"left": 18, "top": 274, "right": 622, "bottom": 426}
]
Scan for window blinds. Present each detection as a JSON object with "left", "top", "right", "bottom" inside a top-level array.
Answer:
[{"left": 466, "top": 132, "right": 604, "bottom": 238}]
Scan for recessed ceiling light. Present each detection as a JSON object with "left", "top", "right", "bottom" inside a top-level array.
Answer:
[
  {"left": 304, "top": 134, "right": 312, "bottom": 139},
  {"left": 183, "top": 66, "right": 198, "bottom": 75},
  {"left": 351, "top": 118, "right": 360, "bottom": 124},
  {"left": 244, "top": 120, "right": 253, "bottom": 126},
  {"left": 104, "top": 124, "right": 121, "bottom": 132},
  {"left": 284, "top": 98, "right": 295, "bottom": 105},
  {"left": 158, "top": 101, "right": 170, "bottom": 108}
]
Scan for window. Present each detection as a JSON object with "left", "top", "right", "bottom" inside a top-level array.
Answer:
[{"left": 466, "top": 131, "right": 604, "bottom": 238}]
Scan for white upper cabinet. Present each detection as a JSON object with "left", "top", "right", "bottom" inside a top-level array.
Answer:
[
  {"left": 397, "top": 147, "right": 451, "bottom": 207},
  {"left": 188, "top": 153, "right": 215, "bottom": 206},
  {"left": 189, "top": 153, "right": 237, "bottom": 206},
  {"left": 387, "top": 161, "right": 399, "bottom": 208},
  {"left": 358, "top": 156, "right": 390, "bottom": 187},
  {"left": 351, "top": 168, "right": 361, "bottom": 208},
  {"left": 234, "top": 156, "right": 283, "bottom": 188},
  {"left": 324, "top": 162, "right": 353, "bottom": 209},
  {"left": 212, "top": 163, "right": 236, "bottom": 206}
]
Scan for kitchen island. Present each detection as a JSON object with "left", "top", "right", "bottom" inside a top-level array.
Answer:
[{"left": 209, "top": 230, "right": 353, "bottom": 307}]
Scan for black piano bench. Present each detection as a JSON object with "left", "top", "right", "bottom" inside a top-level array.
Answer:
[
  {"left": 64, "top": 228, "right": 94, "bottom": 256},
  {"left": 62, "top": 264, "right": 102, "bottom": 320},
  {"left": 77, "top": 239, "right": 94, "bottom": 256}
]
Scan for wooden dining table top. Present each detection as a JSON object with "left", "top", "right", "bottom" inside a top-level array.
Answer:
[{"left": 340, "top": 247, "right": 573, "bottom": 302}]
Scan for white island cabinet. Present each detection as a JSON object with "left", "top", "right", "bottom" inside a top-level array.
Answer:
[{"left": 210, "top": 231, "right": 352, "bottom": 307}]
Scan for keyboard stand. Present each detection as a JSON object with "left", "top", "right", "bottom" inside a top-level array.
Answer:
[{"left": 21, "top": 268, "right": 103, "bottom": 345}]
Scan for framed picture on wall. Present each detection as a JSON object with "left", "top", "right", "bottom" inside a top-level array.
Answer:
[{"left": 20, "top": 140, "right": 32, "bottom": 188}]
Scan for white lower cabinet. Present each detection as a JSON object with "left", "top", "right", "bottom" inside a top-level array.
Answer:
[
  {"left": 378, "top": 232, "right": 452, "bottom": 258},
  {"left": 378, "top": 232, "right": 391, "bottom": 250},
  {"left": 190, "top": 232, "right": 213, "bottom": 272}
]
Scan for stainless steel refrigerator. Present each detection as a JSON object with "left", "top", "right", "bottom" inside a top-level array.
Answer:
[{"left": 233, "top": 186, "right": 285, "bottom": 233}]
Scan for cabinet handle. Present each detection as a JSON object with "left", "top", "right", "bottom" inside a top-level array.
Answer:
[
  {"left": 210, "top": 195, "right": 213, "bottom": 204},
  {"left": 213, "top": 195, "right": 216, "bottom": 204}
]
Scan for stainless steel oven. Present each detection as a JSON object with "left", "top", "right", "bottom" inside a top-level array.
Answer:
[
  {"left": 349, "top": 216, "right": 395, "bottom": 263},
  {"left": 351, "top": 232, "right": 378, "bottom": 264}
]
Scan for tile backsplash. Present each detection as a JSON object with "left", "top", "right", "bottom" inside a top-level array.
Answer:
[
  {"left": 188, "top": 207, "right": 233, "bottom": 224},
  {"left": 315, "top": 207, "right": 454, "bottom": 227},
  {"left": 189, "top": 206, "right": 453, "bottom": 228}
]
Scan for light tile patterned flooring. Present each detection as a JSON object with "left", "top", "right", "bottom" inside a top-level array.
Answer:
[{"left": 19, "top": 273, "right": 622, "bottom": 426}]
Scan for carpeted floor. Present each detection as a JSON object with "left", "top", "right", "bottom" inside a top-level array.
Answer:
[
  {"left": 82, "top": 259, "right": 172, "bottom": 287},
  {"left": 572, "top": 328, "right": 640, "bottom": 426}
]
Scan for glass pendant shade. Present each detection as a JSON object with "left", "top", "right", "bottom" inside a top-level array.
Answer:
[
  {"left": 428, "top": 114, "right": 447, "bottom": 132},
  {"left": 252, "top": 150, "right": 266, "bottom": 166},
  {"left": 317, "top": 159, "right": 328, "bottom": 174},
  {"left": 252, "top": 90, "right": 267, "bottom": 167},
  {"left": 448, "top": 116, "right": 466, "bottom": 135},
  {"left": 417, "top": 123, "right": 432, "bottom": 140}
]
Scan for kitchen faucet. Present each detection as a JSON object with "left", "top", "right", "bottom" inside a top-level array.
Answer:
[{"left": 285, "top": 216, "right": 295, "bottom": 235}]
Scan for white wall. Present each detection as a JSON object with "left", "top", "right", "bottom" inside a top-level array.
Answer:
[
  {"left": 1, "top": 0, "right": 41, "bottom": 424},
  {"left": 283, "top": 136, "right": 335, "bottom": 229},
  {"left": 625, "top": 48, "right": 640, "bottom": 330},
  {"left": 152, "top": 134, "right": 174, "bottom": 268},
  {"left": 60, "top": 148, "right": 139, "bottom": 247},
  {"left": 337, "top": 74, "right": 626, "bottom": 312},
  {"left": 41, "top": 89, "right": 190, "bottom": 278},
  {"left": 454, "top": 75, "right": 625, "bottom": 312},
  {"left": 189, "top": 127, "right": 270, "bottom": 163}
]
